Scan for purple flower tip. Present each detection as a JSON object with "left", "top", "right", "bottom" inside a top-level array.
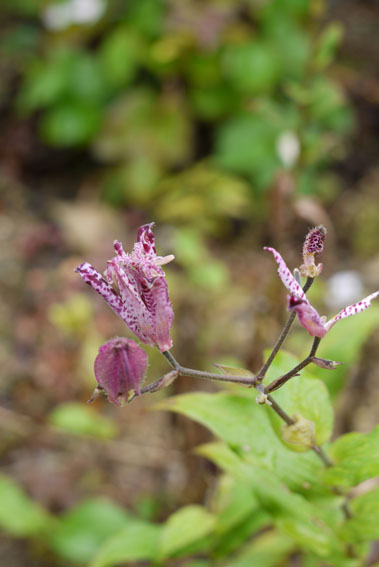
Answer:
[
  {"left": 303, "top": 225, "right": 327, "bottom": 257},
  {"left": 75, "top": 224, "right": 174, "bottom": 351},
  {"left": 94, "top": 337, "right": 148, "bottom": 405}
]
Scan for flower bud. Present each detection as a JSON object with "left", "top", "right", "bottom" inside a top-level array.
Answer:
[
  {"left": 93, "top": 338, "right": 148, "bottom": 406},
  {"left": 281, "top": 414, "right": 315, "bottom": 451},
  {"left": 310, "top": 356, "right": 343, "bottom": 370},
  {"left": 300, "top": 225, "right": 327, "bottom": 278}
]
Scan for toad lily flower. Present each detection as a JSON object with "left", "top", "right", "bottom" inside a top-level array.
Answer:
[
  {"left": 75, "top": 223, "right": 174, "bottom": 352},
  {"left": 264, "top": 247, "right": 379, "bottom": 338}
]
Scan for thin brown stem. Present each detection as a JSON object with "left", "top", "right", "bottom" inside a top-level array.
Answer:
[
  {"left": 265, "top": 337, "right": 321, "bottom": 393},
  {"left": 256, "top": 277, "right": 314, "bottom": 381},
  {"left": 162, "top": 351, "right": 257, "bottom": 387}
]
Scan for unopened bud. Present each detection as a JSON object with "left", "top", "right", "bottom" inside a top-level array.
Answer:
[
  {"left": 281, "top": 414, "right": 315, "bottom": 451},
  {"left": 300, "top": 225, "right": 327, "bottom": 278},
  {"left": 94, "top": 337, "right": 148, "bottom": 406},
  {"left": 310, "top": 356, "right": 344, "bottom": 370}
]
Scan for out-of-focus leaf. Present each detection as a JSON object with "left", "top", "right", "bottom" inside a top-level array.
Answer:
[
  {"left": 341, "top": 487, "right": 379, "bottom": 543},
  {"left": 49, "top": 402, "right": 117, "bottom": 439},
  {"left": 211, "top": 475, "right": 269, "bottom": 557},
  {"left": 91, "top": 520, "right": 161, "bottom": 567},
  {"left": 51, "top": 498, "right": 131, "bottom": 563},
  {"left": 94, "top": 88, "right": 191, "bottom": 166},
  {"left": 127, "top": 0, "right": 164, "bottom": 38},
  {"left": 322, "top": 427, "right": 379, "bottom": 488},
  {"left": 49, "top": 294, "right": 93, "bottom": 336},
  {"left": 314, "top": 23, "right": 344, "bottom": 69},
  {"left": 227, "top": 530, "right": 295, "bottom": 567},
  {"left": 264, "top": 351, "right": 334, "bottom": 450},
  {"left": 0, "top": 475, "right": 50, "bottom": 537},
  {"left": 98, "top": 26, "right": 141, "bottom": 88},
  {"left": 222, "top": 42, "right": 280, "bottom": 94},
  {"left": 155, "top": 163, "right": 251, "bottom": 230},
  {"left": 214, "top": 112, "right": 280, "bottom": 182},
  {"left": 41, "top": 102, "right": 102, "bottom": 146},
  {"left": 158, "top": 505, "right": 215, "bottom": 560}
]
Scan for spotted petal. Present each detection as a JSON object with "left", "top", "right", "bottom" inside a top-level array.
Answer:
[
  {"left": 324, "top": 291, "right": 379, "bottom": 332},
  {"left": 264, "top": 247, "right": 308, "bottom": 302}
]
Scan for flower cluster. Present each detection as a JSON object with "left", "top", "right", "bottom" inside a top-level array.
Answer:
[
  {"left": 265, "top": 245, "right": 379, "bottom": 338},
  {"left": 75, "top": 223, "right": 174, "bottom": 352}
]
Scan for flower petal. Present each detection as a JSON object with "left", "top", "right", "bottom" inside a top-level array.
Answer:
[
  {"left": 106, "top": 259, "right": 155, "bottom": 347},
  {"left": 137, "top": 223, "right": 156, "bottom": 258},
  {"left": 75, "top": 262, "right": 125, "bottom": 318},
  {"left": 288, "top": 296, "right": 327, "bottom": 338},
  {"left": 324, "top": 291, "right": 379, "bottom": 332},
  {"left": 264, "top": 247, "right": 308, "bottom": 302}
]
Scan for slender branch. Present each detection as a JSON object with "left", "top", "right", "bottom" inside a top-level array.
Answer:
[
  {"left": 256, "top": 276, "right": 314, "bottom": 381},
  {"left": 311, "top": 442, "right": 333, "bottom": 468},
  {"left": 265, "top": 337, "right": 321, "bottom": 393},
  {"left": 162, "top": 351, "right": 258, "bottom": 386},
  {"left": 266, "top": 395, "right": 294, "bottom": 425}
]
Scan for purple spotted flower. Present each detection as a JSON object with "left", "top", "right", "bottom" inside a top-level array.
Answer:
[
  {"left": 75, "top": 223, "right": 174, "bottom": 352},
  {"left": 94, "top": 337, "right": 147, "bottom": 405},
  {"left": 265, "top": 246, "right": 379, "bottom": 338}
]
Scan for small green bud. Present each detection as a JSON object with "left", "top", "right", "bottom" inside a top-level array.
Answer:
[{"left": 281, "top": 414, "right": 315, "bottom": 451}]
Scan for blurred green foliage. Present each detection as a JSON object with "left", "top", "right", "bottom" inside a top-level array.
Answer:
[{"left": 9, "top": 0, "right": 353, "bottom": 214}]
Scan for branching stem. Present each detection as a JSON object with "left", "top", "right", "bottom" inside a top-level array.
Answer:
[{"left": 256, "top": 276, "right": 314, "bottom": 381}]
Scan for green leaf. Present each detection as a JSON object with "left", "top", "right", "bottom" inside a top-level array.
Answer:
[
  {"left": 158, "top": 505, "right": 215, "bottom": 560},
  {"left": 98, "top": 26, "right": 141, "bottom": 88},
  {"left": 197, "top": 444, "right": 337, "bottom": 556},
  {"left": 265, "top": 351, "right": 334, "bottom": 450},
  {"left": 41, "top": 102, "right": 102, "bottom": 146},
  {"left": 0, "top": 475, "right": 50, "bottom": 536},
  {"left": 49, "top": 402, "right": 117, "bottom": 439},
  {"left": 214, "top": 112, "right": 280, "bottom": 179},
  {"left": 322, "top": 427, "right": 379, "bottom": 487},
  {"left": 211, "top": 475, "right": 269, "bottom": 557},
  {"left": 159, "top": 391, "right": 326, "bottom": 495},
  {"left": 51, "top": 498, "right": 131, "bottom": 563},
  {"left": 314, "top": 23, "right": 344, "bottom": 69},
  {"left": 228, "top": 530, "right": 295, "bottom": 567},
  {"left": 342, "top": 487, "right": 379, "bottom": 543},
  {"left": 222, "top": 42, "right": 280, "bottom": 94},
  {"left": 91, "top": 520, "right": 161, "bottom": 567}
]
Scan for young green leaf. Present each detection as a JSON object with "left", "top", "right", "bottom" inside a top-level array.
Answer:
[
  {"left": 0, "top": 475, "right": 50, "bottom": 537},
  {"left": 322, "top": 427, "right": 379, "bottom": 487},
  {"left": 51, "top": 498, "right": 132, "bottom": 563},
  {"left": 158, "top": 505, "right": 215, "bottom": 560},
  {"left": 90, "top": 520, "right": 161, "bottom": 567}
]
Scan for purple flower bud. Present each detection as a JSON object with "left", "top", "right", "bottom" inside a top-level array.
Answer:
[
  {"left": 94, "top": 338, "right": 148, "bottom": 405},
  {"left": 300, "top": 225, "right": 327, "bottom": 278},
  {"left": 75, "top": 223, "right": 174, "bottom": 352},
  {"left": 303, "top": 225, "right": 327, "bottom": 256}
]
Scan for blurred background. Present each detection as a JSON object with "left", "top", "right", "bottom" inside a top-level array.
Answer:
[{"left": 0, "top": 0, "right": 378, "bottom": 564}]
